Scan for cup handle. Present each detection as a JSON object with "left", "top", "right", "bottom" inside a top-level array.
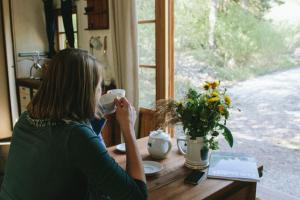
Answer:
[
  {"left": 164, "top": 140, "right": 172, "bottom": 156},
  {"left": 177, "top": 138, "right": 187, "bottom": 155}
]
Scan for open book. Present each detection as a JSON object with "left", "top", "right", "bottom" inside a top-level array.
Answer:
[{"left": 207, "top": 152, "right": 260, "bottom": 182}]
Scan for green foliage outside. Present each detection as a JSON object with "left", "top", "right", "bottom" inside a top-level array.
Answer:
[
  {"left": 136, "top": 0, "right": 300, "bottom": 108},
  {"left": 174, "top": 0, "right": 300, "bottom": 82}
]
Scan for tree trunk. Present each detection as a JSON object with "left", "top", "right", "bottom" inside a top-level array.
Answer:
[
  {"left": 241, "top": 0, "right": 248, "bottom": 10},
  {"left": 208, "top": 0, "right": 218, "bottom": 49}
]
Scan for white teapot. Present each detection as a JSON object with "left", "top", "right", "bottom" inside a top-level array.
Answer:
[{"left": 147, "top": 130, "right": 172, "bottom": 159}]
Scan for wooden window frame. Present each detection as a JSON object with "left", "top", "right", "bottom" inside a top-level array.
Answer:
[
  {"left": 155, "top": 0, "right": 168, "bottom": 101},
  {"left": 138, "top": 0, "right": 173, "bottom": 104},
  {"left": 156, "top": 0, "right": 174, "bottom": 100},
  {"left": 138, "top": 0, "right": 175, "bottom": 137},
  {"left": 168, "top": 0, "right": 174, "bottom": 99},
  {"left": 54, "top": 7, "right": 78, "bottom": 50}
]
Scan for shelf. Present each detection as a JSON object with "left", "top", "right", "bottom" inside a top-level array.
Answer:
[
  {"left": 16, "top": 78, "right": 42, "bottom": 89},
  {"left": 85, "top": 27, "right": 109, "bottom": 30},
  {"left": 84, "top": 11, "right": 108, "bottom": 15},
  {"left": 85, "top": 0, "right": 109, "bottom": 30}
]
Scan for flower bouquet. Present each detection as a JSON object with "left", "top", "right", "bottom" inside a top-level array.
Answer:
[{"left": 156, "top": 81, "right": 233, "bottom": 169}]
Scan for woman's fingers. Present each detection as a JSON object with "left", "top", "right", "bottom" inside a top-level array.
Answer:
[
  {"left": 119, "top": 97, "right": 129, "bottom": 106},
  {"left": 115, "top": 98, "right": 129, "bottom": 110},
  {"left": 114, "top": 98, "right": 121, "bottom": 108}
]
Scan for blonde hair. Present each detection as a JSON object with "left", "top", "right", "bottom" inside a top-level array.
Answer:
[{"left": 28, "top": 48, "right": 102, "bottom": 121}]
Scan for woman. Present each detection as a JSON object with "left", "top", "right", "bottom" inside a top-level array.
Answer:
[{"left": 0, "top": 49, "right": 147, "bottom": 200}]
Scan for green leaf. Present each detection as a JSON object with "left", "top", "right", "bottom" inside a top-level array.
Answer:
[{"left": 218, "top": 124, "right": 233, "bottom": 147}]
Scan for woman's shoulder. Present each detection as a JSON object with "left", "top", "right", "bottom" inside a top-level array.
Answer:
[
  {"left": 17, "top": 111, "right": 65, "bottom": 128},
  {"left": 18, "top": 112, "right": 92, "bottom": 129},
  {"left": 67, "top": 122, "right": 98, "bottom": 142},
  {"left": 67, "top": 121, "right": 107, "bottom": 155},
  {"left": 16, "top": 112, "right": 96, "bottom": 138}
]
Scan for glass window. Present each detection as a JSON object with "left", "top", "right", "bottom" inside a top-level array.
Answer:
[
  {"left": 58, "top": 34, "right": 67, "bottom": 49},
  {"left": 137, "top": 0, "right": 155, "bottom": 21},
  {"left": 57, "top": 13, "right": 78, "bottom": 50},
  {"left": 72, "top": 14, "right": 77, "bottom": 31},
  {"left": 137, "top": 0, "right": 156, "bottom": 108},
  {"left": 139, "top": 67, "right": 156, "bottom": 108},
  {"left": 58, "top": 14, "right": 77, "bottom": 32},
  {"left": 74, "top": 33, "right": 78, "bottom": 48},
  {"left": 58, "top": 16, "right": 64, "bottom": 32},
  {"left": 138, "top": 23, "right": 156, "bottom": 66}
]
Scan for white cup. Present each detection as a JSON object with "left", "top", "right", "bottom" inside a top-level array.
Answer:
[
  {"left": 107, "top": 89, "right": 126, "bottom": 98},
  {"left": 98, "top": 93, "right": 117, "bottom": 115}
]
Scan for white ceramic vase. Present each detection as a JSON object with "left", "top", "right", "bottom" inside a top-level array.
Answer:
[{"left": 177, "top": 136, "right": 210, "bottom": 170}]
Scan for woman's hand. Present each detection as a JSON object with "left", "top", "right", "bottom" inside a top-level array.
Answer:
[
  {"left": 114, "top": 98, "right": 136, "bottom": 133},
  {"left": 114, "top": 98, "right": 145, "bottom": 183}
]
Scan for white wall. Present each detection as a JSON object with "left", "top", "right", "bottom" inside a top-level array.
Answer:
[
  {"left": 12, "top": 0, "right": 115, "bottom": 79},
  {"left": 76, "top": 0, "right": 115, "bottom": 80},
  {"left": 12, "top": 0, "right": 48, "bottom": 53},
  {"left": 11, "top": 0, "right": 48, "bottom": 78}
]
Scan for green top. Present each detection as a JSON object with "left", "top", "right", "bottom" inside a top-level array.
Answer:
[{"left": 0, "top": 112, "right": 147, "bottom": 200}]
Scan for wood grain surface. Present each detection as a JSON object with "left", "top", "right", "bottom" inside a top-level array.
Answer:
[{"left": 108, "top": 137, "right": 261, "bottom": 200}]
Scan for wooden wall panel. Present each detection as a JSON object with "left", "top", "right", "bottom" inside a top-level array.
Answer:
[{"left": 0, "top": 1, "right": 12, "bottom": 139}]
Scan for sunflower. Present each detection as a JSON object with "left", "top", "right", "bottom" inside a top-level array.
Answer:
[
  {"left": 208, "top": 97, "right": 220, "bottom": 103},
  {"left": 211, "top": 91, "right": 219, "bottom": 97},
  {"left": 224, "top": 95, "right": 231, "bottom": 106},
  {"left": 203, "top": 83, "right": 210, "bottom": 90},
  {"left": 218, "top": 105, "right": 225, "bottom": 114},
  {"left": 210, "top": 81, "right": 219, "bottom": 89}
]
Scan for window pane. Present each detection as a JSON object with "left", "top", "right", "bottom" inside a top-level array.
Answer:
[
  {"left": 58, "top": 14, "right": 77, "bottom": 32},
  {"left": 74, "top": 33, "right": 78, "bottom": 48},
  {"left": 174, "top": 0, "right": 209, "bottom": 100},
  {"left": 137, "top": 0, "right": 155, "bottom": 21},
  {"left": 139, "top": 67, "right": 156, "bottom": 108},
  {"left": 59, "top": 33, "right": 78, "bottom": 49},
  {"left": 58, "top": 34, "right": 66, "bottom": 50},
  {"left": 72, "top": 14, "right": 77, "bottom": 31},
  {"left": 58, "top": 16, "right": 64, "bottom": 32},
  {"left": 138, "top": 23, "right": 156, "bottom": 65}
]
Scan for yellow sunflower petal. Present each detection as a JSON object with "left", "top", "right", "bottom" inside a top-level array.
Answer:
[
  {"left": 208, "top": 97, "right": 220, "bottom": 103},
  {"left": 203, "top": 83, "right": 210, "bottom": 90},
  {"left": 211, "top": 91, "right": 219, "bottom": 97},
  {"left": 210, "top": 81, "right": 219, "bottom": 89},
  {"left": 225, "top": 95, "right": 231, "bottom": 106}
]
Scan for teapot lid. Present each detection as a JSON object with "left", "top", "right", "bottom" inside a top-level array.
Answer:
[{"left": 149, "top": 129, "right": 169, "bottom": 139}]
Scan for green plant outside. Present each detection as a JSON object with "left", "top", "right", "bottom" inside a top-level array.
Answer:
[{"left": 174, "top": 0, "right": 300, "bottom": 82}]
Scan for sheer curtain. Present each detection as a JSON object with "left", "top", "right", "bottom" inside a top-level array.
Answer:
[{"left": 111, "top": 0, "right": 139, "bottom": 110}]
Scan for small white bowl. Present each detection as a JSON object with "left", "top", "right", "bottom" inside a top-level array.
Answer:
[{"left": 115, "top": 143, "right": 126, "bottom": 153}]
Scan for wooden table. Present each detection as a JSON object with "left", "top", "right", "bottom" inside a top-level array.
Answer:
[{"left": 108, "top": 137, "right": 262, "bottom": 200}]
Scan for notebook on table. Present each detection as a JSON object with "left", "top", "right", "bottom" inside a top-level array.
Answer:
[{"left": 207, "top": 152, "right": 260, "bottom": 182}]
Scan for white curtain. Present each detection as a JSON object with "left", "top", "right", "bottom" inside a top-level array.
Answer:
[{"left": 111, "top": 0, "right": 139, "bottom": 110}]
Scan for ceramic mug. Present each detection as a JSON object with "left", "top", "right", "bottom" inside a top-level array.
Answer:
[
  {"left": 107, "top": 89, "right": 126, "bottom": 98},
  {"left": 98, "top": 93, "right": 118, "bottom": 115}
]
